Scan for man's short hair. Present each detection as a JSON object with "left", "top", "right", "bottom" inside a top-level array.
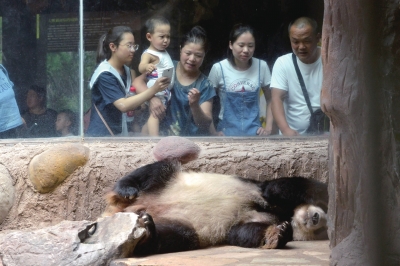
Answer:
[{"left": 288, "top": 17, "right": 319, "bottom": 35}]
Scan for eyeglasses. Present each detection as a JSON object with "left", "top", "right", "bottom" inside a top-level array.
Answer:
[{"left": 123, "top": 43, "right": 139, "bottom": 51}]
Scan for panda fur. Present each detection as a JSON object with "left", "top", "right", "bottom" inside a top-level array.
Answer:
[
  {"left": 103, "top": 159, "right": 328, "bottom": 256},
  {"left": 260, "top": 177, "right": 328, "bottom": 241}
]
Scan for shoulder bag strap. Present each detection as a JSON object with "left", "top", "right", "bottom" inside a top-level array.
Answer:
[
  {"left": 292, "top": 53, "right": 313, "bottom": 115},
  {"left": 219, "top": 62, "right": 227, "bottom": 90},
  {"left": 258, "top": 58, "right": 261, "bottom": 89},
  {"left": 93, "top": 104, "right": 114, "bottom": 136}
]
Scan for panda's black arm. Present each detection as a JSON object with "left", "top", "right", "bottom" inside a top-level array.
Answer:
[{"left": 114, "top": 160, "right": 179, "bottom": 198}]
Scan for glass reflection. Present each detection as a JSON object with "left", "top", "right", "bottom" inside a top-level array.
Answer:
[
  {"left": 82, "top": 0, "right": 324, "bottom": 138},
  {"left": 0, "top": 0, "right": 324, "bottom": 139},
  {"left": 0, "top": 1, "right": 80, "bottom": 139}
]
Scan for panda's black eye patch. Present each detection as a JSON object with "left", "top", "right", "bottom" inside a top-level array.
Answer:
[{"left": 312, "top": 213, "right": 319, "bottom": 225}]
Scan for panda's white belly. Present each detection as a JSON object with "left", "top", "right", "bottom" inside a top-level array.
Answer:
[{"left": 135, "top": 172, "right": 276, "bottom": 247}]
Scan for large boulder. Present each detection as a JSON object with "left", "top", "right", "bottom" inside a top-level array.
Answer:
[
  {"left": 0, "top": 164, "right": 14, "bottom": 224},
  {"left": 28, "top": 143, "right": 90, "bottom": 193}
]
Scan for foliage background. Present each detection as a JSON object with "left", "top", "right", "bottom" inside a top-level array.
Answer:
[{"left": 46, "top": 51, "right": 96, "bottom": 113}]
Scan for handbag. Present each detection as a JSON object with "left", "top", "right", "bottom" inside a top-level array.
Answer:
[
  {"left": 292, "top": 53, "right": 329, "bottom": 135},
  {"left": 306, "top": 108, "right": 329, "bottom": 134}
]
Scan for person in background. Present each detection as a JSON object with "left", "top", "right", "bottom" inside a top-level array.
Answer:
[
  {"left": 270, "top": 17, "right": 322, "bottom": 136},
  {"left": 21, "top": 85, "right": 58, "bottom": 138},
  {"left": 208, "top": 24, "right": 273, "bottom": 136},
  {"left": 56, "top": 109, "right": 77, "bottom": 137},
  {"left": 86, "top": 25, "right": 169, "bottom": 137},
  {"left": 0, "top": 64, "right": 23, "bottom": 139},
  {"left": 139, "top": 16, "right": 174, "bottom": 136},
  {"left": 133, "top": 26, "right": 215, "bottom": 136}
]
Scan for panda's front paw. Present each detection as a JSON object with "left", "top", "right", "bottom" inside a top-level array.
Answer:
[
  {"left": 134, "top": 211, "right": 159, "bottom": 256},
  {"left": 115, "top": 183, "right": 139, "bottom": 200},
  {"left": 138, "top": 211, "right": 155, "bottom": 230}
]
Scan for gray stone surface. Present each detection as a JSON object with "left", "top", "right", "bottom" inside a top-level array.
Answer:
[
  {"left": 0, "top": 164, "right": 14, "bottom": 224},
  {"left": 0, "top": 212, "right": 145, "bottom": 266}
]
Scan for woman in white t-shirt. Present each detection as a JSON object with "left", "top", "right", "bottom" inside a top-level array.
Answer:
[{"left": 208, "top": 24, "right": 273, "bottom": 136}]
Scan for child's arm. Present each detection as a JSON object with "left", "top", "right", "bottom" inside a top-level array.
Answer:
[
  {"left": 139, "top": 53, "right": 157, "bottom": 74},
  {"left": 114, "top": 74, "right": 169, "bottom": 112}
]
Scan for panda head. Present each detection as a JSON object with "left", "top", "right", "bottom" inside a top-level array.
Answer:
[{"left": 291, "top": 204, "right": 328, "bottom": 241}]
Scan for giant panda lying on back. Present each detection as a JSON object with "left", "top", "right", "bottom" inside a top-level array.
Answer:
[{"left": 103, "top": 159, "right": 328, "bottom": 256}]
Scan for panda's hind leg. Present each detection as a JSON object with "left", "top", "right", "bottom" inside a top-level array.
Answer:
[
  {"left": 227, "top": 221, "right": 292, "bottom": 249},
  {"left": 133, "top": 212, "right": 200, "bottom": 256},
  {"left": 115, "top": 160, "right": 180, "bottom": 198},
  {"left": 104, "top": 160, "right": 180, "bottom": 214}
]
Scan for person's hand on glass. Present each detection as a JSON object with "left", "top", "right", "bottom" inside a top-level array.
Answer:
[
  {"left": 281, "top": 128, "right": 299, "bottom": 136},
  {"left": 257, "top": 127, "right": 272, "bottom": 136}
]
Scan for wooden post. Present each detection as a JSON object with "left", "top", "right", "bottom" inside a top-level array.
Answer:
[{"left": 322, "top": 0, "right": 400, "bottom": 264}]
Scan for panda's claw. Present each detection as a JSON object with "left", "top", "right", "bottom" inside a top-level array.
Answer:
[
  {"left": 263, "top": 221, "right": 293, "bottom": 249},
  {"left": 137, "top": 212, "right": 157, "bottom": 239},
  {"left": 115, "top": 185, "right": 139, "bottom": 199},
  {"left": 277, "top": 221, "right": 288, "bottom": 231}
]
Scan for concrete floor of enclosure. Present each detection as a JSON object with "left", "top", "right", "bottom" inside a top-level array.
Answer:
[{"left": 112, "top": 240, "right": 330, "bottom": 266}]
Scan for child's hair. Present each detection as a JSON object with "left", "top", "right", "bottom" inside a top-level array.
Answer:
[
  {"left": 59, "top": 109, "right": 78, "bottom": 135},
  {"left": 96, "top": 26, "right": 133, "bottom": 64},
  {"left": 227, "top": 24, "right": 255, "bottom": 66},
  {"left": 179, "top": 26, "right": 209, "bottom": 53},
  {"left": 145, "top": 16, "right": 170, "bottom": 34}
]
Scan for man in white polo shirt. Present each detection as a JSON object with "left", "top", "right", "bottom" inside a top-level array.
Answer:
[{"left": 270, "top": 17, "right": 322, "bottom": 136}]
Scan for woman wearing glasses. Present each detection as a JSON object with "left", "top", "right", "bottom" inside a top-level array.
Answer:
[{"left": 87, "top": 26, "right": 169, "bottom": 136}]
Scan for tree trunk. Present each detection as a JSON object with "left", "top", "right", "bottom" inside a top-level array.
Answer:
[{"left": 322, "top": 0, "right": 400, "bottom": 265}]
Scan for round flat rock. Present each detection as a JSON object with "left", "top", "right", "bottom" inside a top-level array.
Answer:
[{"left": 153, "top": 136, "right": 200, "bottom": 164}]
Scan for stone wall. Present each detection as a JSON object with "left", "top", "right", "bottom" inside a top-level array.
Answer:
[{"left": 0, "top": 137, "right": 328, "bottom": 231}]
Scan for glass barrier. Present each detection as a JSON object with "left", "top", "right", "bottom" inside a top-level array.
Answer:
[
  {"left": 0, "top": 0, "right": 324, "bottom": 140},
  {"left": 0, "top": 2, "right": 81, "bottom": 139}
]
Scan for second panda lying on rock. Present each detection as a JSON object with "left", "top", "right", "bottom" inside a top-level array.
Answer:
[{"left": 102, "top": 137, "right": 328, "bottom": 256}]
